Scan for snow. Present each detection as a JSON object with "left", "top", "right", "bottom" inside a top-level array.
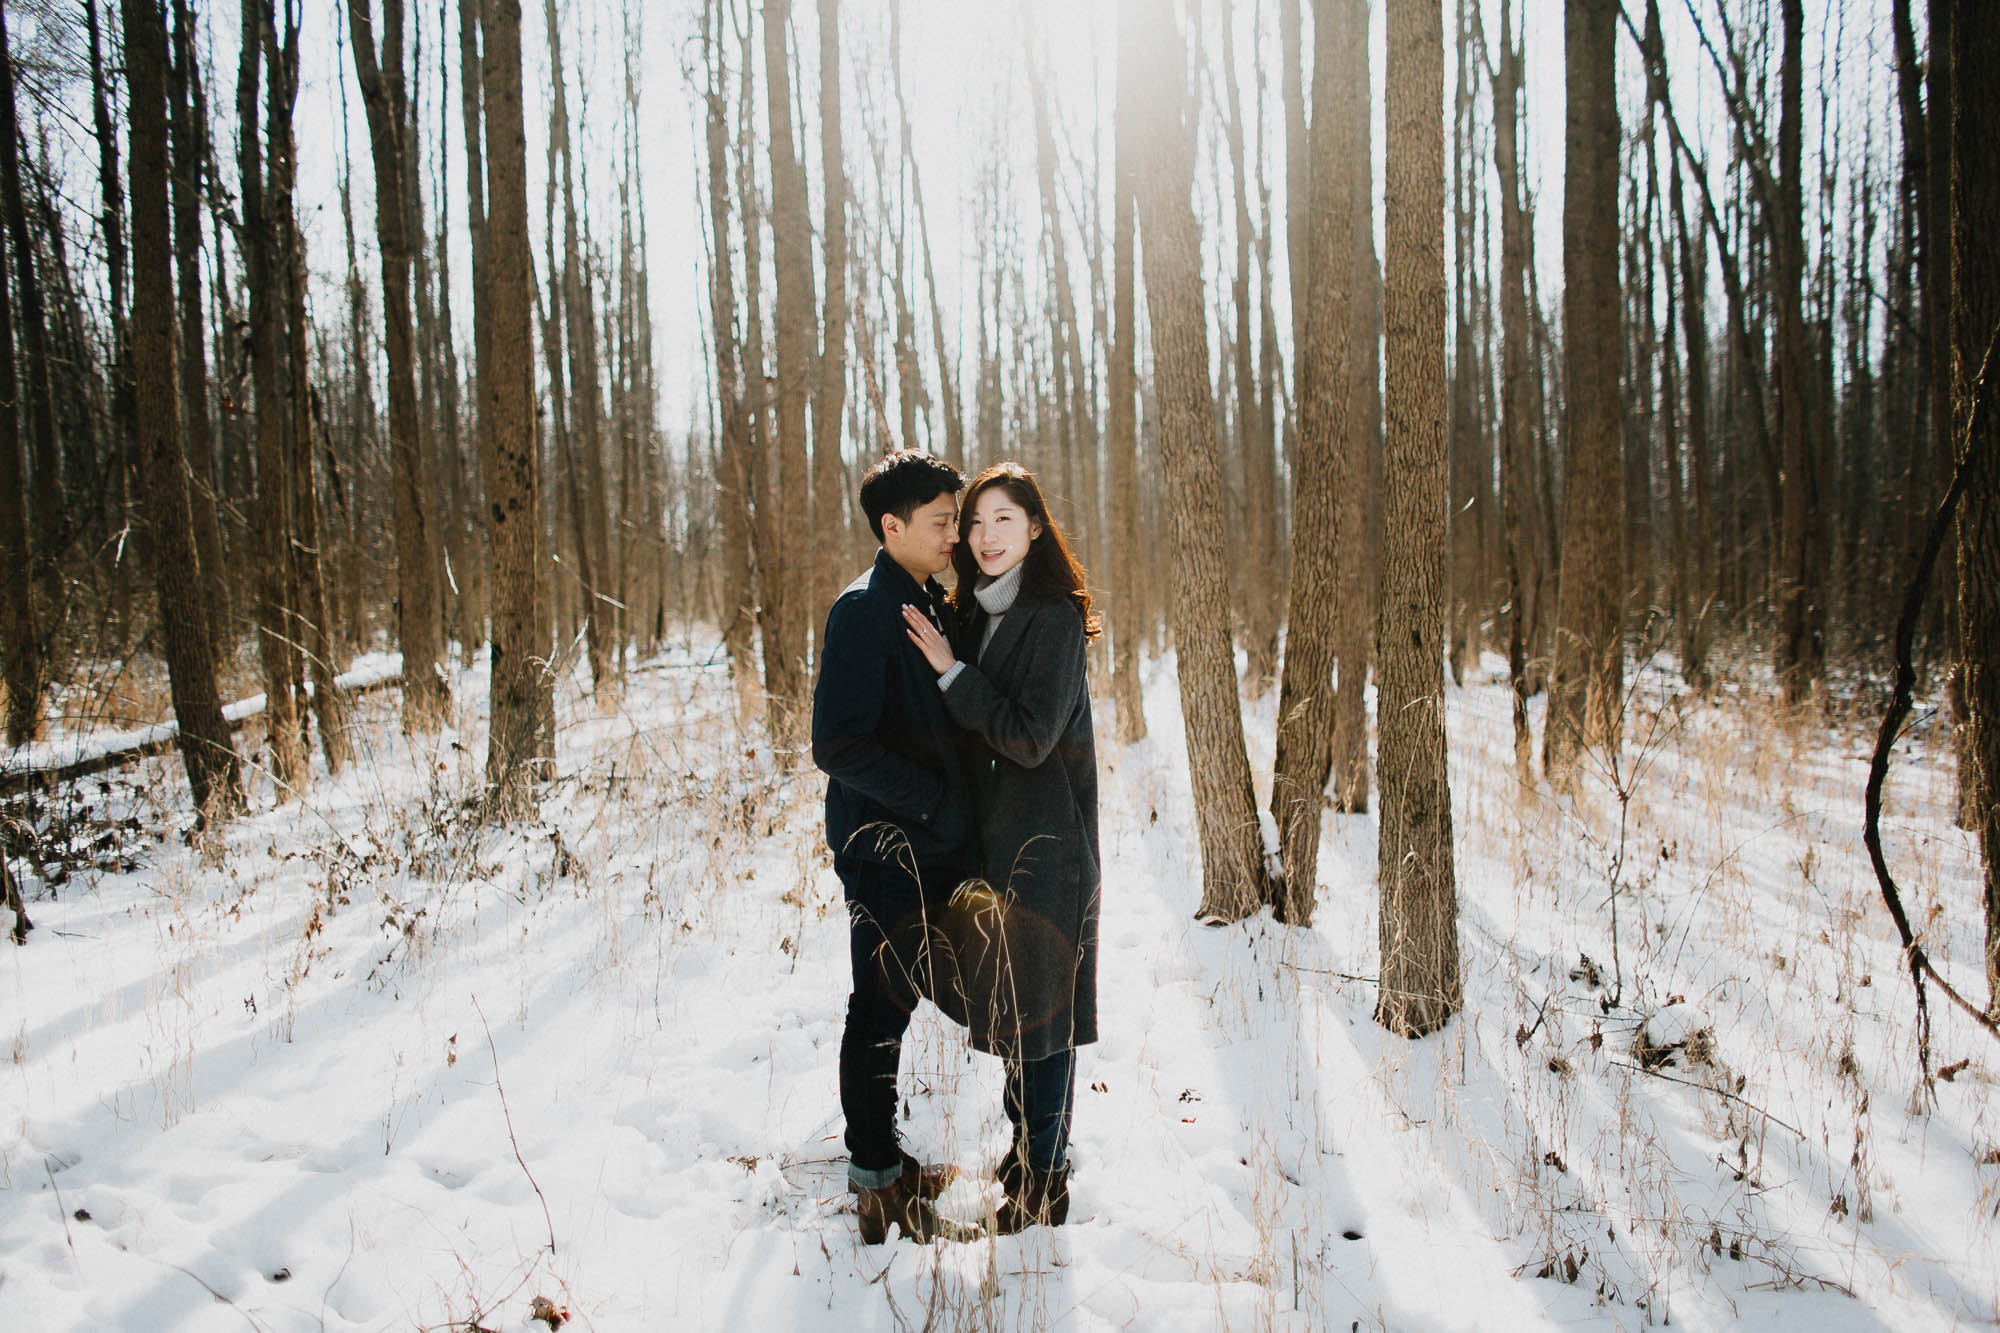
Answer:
[{"left": 1, "top": 640, "right": 1994, "bottom": 1331}]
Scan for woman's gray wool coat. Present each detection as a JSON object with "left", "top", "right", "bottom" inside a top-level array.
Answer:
[{"left": 936, "top": 593, "right": 1099, "bottom": 1062}]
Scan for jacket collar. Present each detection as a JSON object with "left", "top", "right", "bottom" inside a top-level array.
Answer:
[{"left": 873, "top": 547, "right": 944, "bottom": 609}]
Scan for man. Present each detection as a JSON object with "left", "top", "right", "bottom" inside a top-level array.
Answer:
[{"left": 811, "top": 449, "right": 976, "bottom": 1245}]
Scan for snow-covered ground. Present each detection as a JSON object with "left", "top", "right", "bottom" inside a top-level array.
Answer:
[{"left": 1, "top": 637, "right": 1994, "bottom": 1331}]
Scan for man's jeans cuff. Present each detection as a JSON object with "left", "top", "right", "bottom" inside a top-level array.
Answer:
[{"left": 848, "top": 1158, "right": 906, "bottom": 1190}]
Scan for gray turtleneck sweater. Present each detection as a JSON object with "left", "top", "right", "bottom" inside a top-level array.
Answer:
[{"left": 937, "top": 561, "right": 1023, "bottom": 691}]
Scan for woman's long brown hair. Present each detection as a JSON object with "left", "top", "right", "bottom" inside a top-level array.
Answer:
[{"left": 949, "top": 463, "right": 1100, "bottom": 639}]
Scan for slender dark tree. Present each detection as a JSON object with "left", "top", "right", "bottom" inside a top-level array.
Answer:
[
  {"left": 762, "top": 0, "right": 812, "bottom": 746},
  {"left": 1950, "top": 0, "right": 2000, "bottom": 1011},
  {"left": 1108, "top": 0, "right": 1146, "bottom": 745},
  {"left": 123, "top": 0, "right": 242, "bottom": 820},
  {"left": 1545, "top": 0, "right": 1625, "bottom": 776},
  {"left": 352, "top": 0, "right": 449, "bottom": 727}
]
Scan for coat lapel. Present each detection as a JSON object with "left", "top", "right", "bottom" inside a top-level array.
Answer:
[{"left": 977, "top": 596, "right": 1036, "bottom": 674}]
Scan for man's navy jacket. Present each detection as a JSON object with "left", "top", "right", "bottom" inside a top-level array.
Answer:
[{"left": 811, "top": 548, "right": 978, "bottom": 870}]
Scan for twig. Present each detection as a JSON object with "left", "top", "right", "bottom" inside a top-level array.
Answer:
[
  {"left": 44, "top": 1158, "right": 76, "bottom": 1262},
  {"left": 1862, "top": 332, "right": 2000, "bottom": 1078},
  {"left": 1281, "top": 963, "right": 1378, "bottom": 984},
  {"left": 473, "top": 996, "right": 558, "bottom": 1256},
  {"left": 1610, "top": 1061, "right": 1805, "bottom": 1140}
]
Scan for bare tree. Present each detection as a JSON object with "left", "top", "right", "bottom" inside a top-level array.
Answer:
[
  {"left": 0, "top": 5, "right": 45, "bottom": 743},
  {"left": 1125, "top": 0, "right": 1269, "bottom": 923},
  {"left": 1376, "top": 0, "right": 1461, "bottom": 1039},
  {"left": 1949, "top": 0, "right": 2000, "bottom": 1011},
  {"left": 1772, "top": 0, "right": 1820, "bottom": 706},
  {"left": 762, "top": 0, "right": 812, "bottom": 746},
  {"left": 1545, "top": 0, "right": 1625, "bottom": 777},
  {"left": 351, "top": 0, "right": 449, "bottom": 727},
  {"left": 123, "top": 0, "right": 242, "bottom": 821},
  {"left": 1271, "top": 0, "right": 1364, "bottom": 926},
  {"left": 703, "top": 0, "right": 760, "bottom": 717},
  {"left": 815, "top": 0, "right": 851, "bottom": 602},
  {"left": 1107, "top": 0, "right": 1146, "bottom": 745},
  {"left": 475, "top": 0, "right": 546, "bottom": 813}
]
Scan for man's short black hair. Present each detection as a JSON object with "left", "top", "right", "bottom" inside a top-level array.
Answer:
[{"left": 858, "top": 450, "right": 964, "bottom": 542}]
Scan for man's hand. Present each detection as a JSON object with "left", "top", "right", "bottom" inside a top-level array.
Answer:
[{"left": 901, "top": 604, "right": 959, "bottom": 677}]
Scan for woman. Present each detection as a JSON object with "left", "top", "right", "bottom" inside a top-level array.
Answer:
[{"left": 900, "top": 461, "right": 1099, "bottom": 1235}]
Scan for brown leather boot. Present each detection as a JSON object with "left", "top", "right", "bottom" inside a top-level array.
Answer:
[
  {"left": 855, "top": 1172, "right": 941, "bottom": 1244},
  {"left": 995, "top": 1160, "right": 1070, "bottom": 1235},
  {"left": 849, "top": 1150, "right": 957, "bottom": 1203}
]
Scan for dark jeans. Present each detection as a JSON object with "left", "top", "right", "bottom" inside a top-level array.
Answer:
[
  {"left": 837, "top": 852, "right": 964, "bottom": 1188},
  {"left": 1004, "top": 1046, "right": 1077, "bottom": 1172}
]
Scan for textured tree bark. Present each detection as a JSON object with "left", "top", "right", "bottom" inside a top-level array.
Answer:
[
  {"left": 1773, "top": 0, "right": 1821, "bottom": 707},
  {"left": 0, "top": 157, "right": 36, "bottom": 747},
  {"left": 0, "top": 7, "right": 43, "bottom": 744},
  {"left": 1671, "top": 163, "right": 1716, "bottom": 689},
  {"left": 168, "top": 0, "right": 230, "bottom": 658},
  {"left": 1108, "top": 0, "right": 1146, "bottom": 746},
  {"left": 542, "top": 0, "right": 617, "bottom": 703},
  {"left": 1494, "top": 0, "right": 1535, "bottom": 778},
  {"left": 238, "top": 1, "right": 306, "bottom": 795},
  {"left": 762, "top": 0, "right": 812, "bottom": 748},
  {"left": 123, "top": 0, "right": 242, "bottom": 822},
  {"left": 704, "top": 0, "right": 760, "bottom": 719},
  {"left": 1376, "top": 0, "right": 1460, "bottom": 1039},
  {"left": 86, "top": 0, "right": 139, "bottom": 631},
  {"left": 351, "top": 0, "right": 448, "bottom": 729},
  {"left": 1270, "top": 0, "right": 1362, "bottom": 926},
  {"left": 815, "top": 0, "right": 852, "bottom": 601},
  {"left": 1, "top": 7, "right": 65, "bottom": 706},
  {"left": 477, "top": 0, "right": 547, "bottom": 815},
  {"left": 1126, "top": 0, "right": 1268, "bottom": 924},
  {"left": 1544, "top": 0, "right": 1625, "bottom": 778},
  {"left": 1331, "top": 0, "right": 1374, "bottom": 818},
  {"left": 1949, "top": 0, "right": 2000, "bottom": 1011},
  {"left": 738, "top": 15, "right": 775, "bottom": 694}
]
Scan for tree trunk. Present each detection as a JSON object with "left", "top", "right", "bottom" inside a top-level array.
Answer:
[
  {"left": 1671, "top": 163, "right": 1716, "bottom": 687},
  {"left": 1773, "top": 0, "right": 1820, "bottom": 706},
  {"left": 351, "top": 0, "right": 448, "bottom": 728},
  {"left": 542, "top": 0, "right": 616, "bottom": 702},
  {"left": 1545, "top": 0, "right": 1625, "bottom": 777},
  {"left": 239, "top": 0, "right": 306, "bottom": 794},
  {"left": 87, "top": 0, "right": 140, "bottom": 630},
  {"left": 1949, "top": 0, "right": 2000, "bottom": 1012},
  {"left": 268, "top": 14, "right": 347, "bottom": 773},
  {"left": 1494, "top": 0, "right": 1535, "bottom": 778},
  {"left": 762, "top": 0, "right": 812, "bottom": 748},
  {"left": 476, "top": 0, "right": 546, "bottom": 814},
  {"left": 123, "top": 0, "right": 242, "bottom": 822},
  {"left": 0, "top": 7, "right": 44, "bottom": 743},
  {"left": 1376, "top": 0, "right": 1461, "bottom": 1040},
  {"left": 168, "top": 0, "right": 230, "bottom": 657},
  {"left": 1125, "top": 0, "right": 1269, "bottom": 924},
  {"left": 1108, "top": 0, "right": 1146, "bottom": 745},
  {"left": 704, "top": 0, "right": 760, "bottom": 719},
  {"left": 1270, "top": 0, "right": 1363, "bottom": 926},
  {"left": 815, "top": 0, "right": 851, "bottom": 607},
  {"left": 0, "top": 174, "right": 35, "bottom": 748}
]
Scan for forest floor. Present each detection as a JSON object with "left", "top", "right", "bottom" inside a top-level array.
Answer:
[{"left": 0, "top": 635, "right": 1994, "bottom": 1331}]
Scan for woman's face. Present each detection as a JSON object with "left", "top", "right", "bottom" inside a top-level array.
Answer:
[{"left": 965, "top": 486, "right": 1042, "bottom": 578}]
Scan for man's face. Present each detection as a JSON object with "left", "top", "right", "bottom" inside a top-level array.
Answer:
[{"left": 882, "top": 491, "right": 960, "bottom": 578}]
